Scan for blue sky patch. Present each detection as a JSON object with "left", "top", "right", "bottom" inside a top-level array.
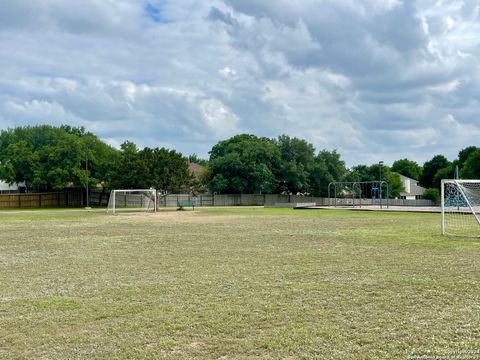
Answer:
[{"left": 144, "top": 2, "right": 170, "bottom": 24}]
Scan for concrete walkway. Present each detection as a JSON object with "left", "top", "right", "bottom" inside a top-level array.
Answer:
[{"left": 295, "top": 205, "right": 441, "bottom": 213}]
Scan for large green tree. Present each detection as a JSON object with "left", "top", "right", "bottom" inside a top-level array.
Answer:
[
  {"left": 419, "top": 155, "right": 450, "bottom": 189},
  {"left": 426, "top": 147, "right": 479, "bottom": 187},
  {"left": 275, "top": 135, "right": 315, "bottom": 194},
  {"left": 109, "top": 142, "right": 192, "bottom": 193},
  {"left": 461, "top": 149, "right": 480, "bottom": 179},
  {"left": 310, "top": 150, "right": 347, "bottom": 196},
  {"left": 391, "top": 158, "right": 422, "bottom": 180},
  {"left": 0, "top": 125, "right": 117, "bottom": 191},
  {"left": 432, "top": 163, "right": 456, "bottom": 189},
  {"left": 208, "top": 134, "right": 281, "bottom": 193},
  {"left": 141, "top": 147, "right": 192, "bottom": 193},
  {"left": 109, "top": 141, "right": 150, "bottom": 190},
  {"left": 458, "top": 146, "right": 478, "bottom": 168}
]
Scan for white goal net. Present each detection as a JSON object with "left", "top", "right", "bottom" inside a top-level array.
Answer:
[
  {"left": 441, "top": 180, "right": 480, "bottom": 237},
  {"left": 107, "top": 189, "right": 157, "bottom": 214}
]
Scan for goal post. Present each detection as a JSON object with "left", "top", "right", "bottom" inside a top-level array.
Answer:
[
  {"left": 441, "top": 180, "right": 480, "bottom": 237},
  {"left": 107, "top": 189, "right": 157, "bottom": 215}
]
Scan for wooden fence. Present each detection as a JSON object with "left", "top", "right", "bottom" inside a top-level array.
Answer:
[{"left": 0, "top": 190, "right": 108, "bottom": 209}]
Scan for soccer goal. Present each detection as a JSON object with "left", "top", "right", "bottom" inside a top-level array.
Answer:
[
  {"left": 328, "top": 181, "right": 389, "bottom": 208},
  {"left": 107, "top": 189, "right": 157, "bottom": 215},
  {"left": 441, "top": 180, "right": 480, "bottom": 237}
]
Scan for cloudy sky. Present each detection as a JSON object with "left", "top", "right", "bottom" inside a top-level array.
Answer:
[{"left": 0, "top": 0, "right": 479, "bottom": 166}]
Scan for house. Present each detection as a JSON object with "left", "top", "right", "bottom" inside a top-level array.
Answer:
[
  {"left": 188, "top": 162, "right": 206, "bottom": 177},
  {"left": 188, "top": 162, "right": 208, "bottom": 194},
  {"left": 0, "top": 180, "right": 26, "bottom": 194},
  {"left": 397, "top": 174, "right": 425, "bottom": 200}
]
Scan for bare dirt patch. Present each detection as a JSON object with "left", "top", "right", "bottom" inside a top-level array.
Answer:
[{"left": 119, "top": 210, "right": 245, "bottom": 224}]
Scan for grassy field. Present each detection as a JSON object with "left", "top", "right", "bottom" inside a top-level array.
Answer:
[{"left": 0, "top": 207, "right": 478, "bottom": 359}]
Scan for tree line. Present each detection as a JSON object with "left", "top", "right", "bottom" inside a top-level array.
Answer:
[
  {"left": 0, "top": 125, "right": 191, "bottom": 194},
  {"left": 206, "top": 134, "right": 405, "bottom": 196},
  {"left": 391, "top": 147, "right": 480, "bottom": 201},
  {"left": 0, "top": 125, "right": 478, "bottom": 200}
]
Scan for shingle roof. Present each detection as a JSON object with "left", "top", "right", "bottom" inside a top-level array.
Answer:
[{"left": 188, "top": 162, "right": 205, "bottom": 176}]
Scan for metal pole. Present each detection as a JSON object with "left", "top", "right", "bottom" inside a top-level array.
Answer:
[
  {"left": 441, "top": 180, "right": 445, "bottom": 235},
  {"left": 328, "top": 183, "right": 333, "bottom": 206},
  {"left": 86, "top": 153, "right": 89, "bottom": 208},
  {"left": 352, "top": 183, "right": 355, "bottom": 207},
  {"left": 386, "top": 182, "right": 389, "bottom": 209},
  {"left": 84, "top": 144, "right": 91, "bottom": 209},
  {"left": 154, "top": 190, "right": 157, "bottom": 213},
  {"left": 379, "top": 161, "right": 384, "bottom": 209},
  {"left": 381, "top": 181, "right": 384, "bottom": 208},
  {"left": 334, "top": 183, "right": 338, "bottom": 207}
]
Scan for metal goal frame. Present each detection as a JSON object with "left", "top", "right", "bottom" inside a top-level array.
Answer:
[
  {"left": 441, "top": 179, "right": 480, "bottom": 237},
  {"left": 328, "top": 181, "right": 390, "bottom": 208},
  {"left": 107, "top": 189, "right": 157, "bottom": 215}
]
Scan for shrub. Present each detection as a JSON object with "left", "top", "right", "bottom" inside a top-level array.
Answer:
[{"left": 423, "top": 188, "right": 440, "bottom": 203}]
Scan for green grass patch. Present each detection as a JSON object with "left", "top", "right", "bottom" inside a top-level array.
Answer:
[{"left": 1, "top": 207, "right": 478, "bottom": 359}]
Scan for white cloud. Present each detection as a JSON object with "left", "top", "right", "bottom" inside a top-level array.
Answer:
[
  {"left": 218, "top": 67, "right": 237, "bottom": 79},
  {"left": 0, "top": 0, "right": 479, "bottom": 166},
  {"left": 3, "top": 99, "right": 82, "bottom": 125},
  {"left": 199, "top": 98, "right": 240, "bottom": 137}
]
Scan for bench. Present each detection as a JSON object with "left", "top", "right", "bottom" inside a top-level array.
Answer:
[{"left": 177, "top": 200, "right": 196, "bottom": 210}]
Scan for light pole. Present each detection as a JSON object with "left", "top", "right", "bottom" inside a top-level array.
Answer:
[
  {"left": 379, "top": 161, "right": 384, "bottom": 205},
  {"left": 379, "top": 161, "right": 384, "bottom": 182},
  {"left": 85, "top": 145, "right": 91, "bottom": 209}
]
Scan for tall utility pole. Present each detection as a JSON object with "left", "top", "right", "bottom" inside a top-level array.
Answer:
[{"left": 379, "top": 160, "right": 384, "bottom": 181}]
